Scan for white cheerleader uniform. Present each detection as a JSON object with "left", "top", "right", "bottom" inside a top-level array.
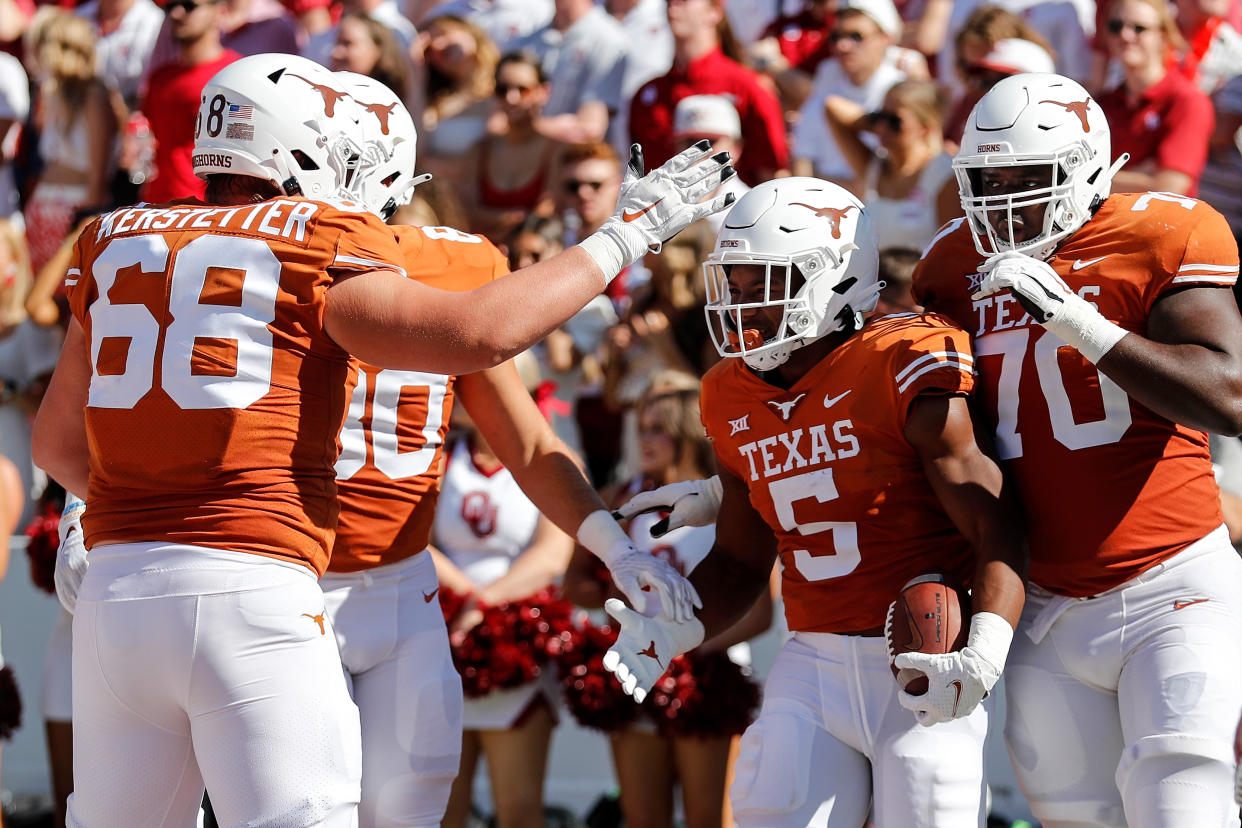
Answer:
[{"left": 433, "top": 439, "right": 558, "bottom": 730}]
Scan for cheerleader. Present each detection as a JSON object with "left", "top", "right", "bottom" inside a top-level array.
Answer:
[
  {"left": 563, "top": 373, "right": 775, "bottom": 828},
  {"left": 433, "top": 402, "right": 574, "bottom": 828}
]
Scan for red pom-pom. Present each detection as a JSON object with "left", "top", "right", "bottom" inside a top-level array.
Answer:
[
  {"left": 647, "top": 651, "right": 760, "bottom": 738},
  {"left": 557, "top": 620, "right": 641, "bottom": 732},
  {"left": 0, "top": 665, "right": 22, "bottom": 740},
  {"left": 24, "top": 502, "right": 61, "bottom": 596},
  {"left": 446, "top": 586, "right": 579, "bottom": 698}
]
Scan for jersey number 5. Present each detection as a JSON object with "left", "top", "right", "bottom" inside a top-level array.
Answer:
[
  {"left": 87, "top": 234, "right": 278, "bottom": 410},
  {"left": 769, "top": 468, "right": 861, "bottom": 581}
]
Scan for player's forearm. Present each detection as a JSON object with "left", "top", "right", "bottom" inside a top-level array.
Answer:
[
  {"left": 969, "top": 547, "right": 1027, "bottom": 630},
  {"left": 327, "top": 253, "right": 606, "bottom": 374},
  {"left": 1096, "top": 335, "right": 1242, "bottom": 435}
]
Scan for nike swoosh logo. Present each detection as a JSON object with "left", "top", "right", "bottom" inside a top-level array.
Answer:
[
  {"left": 1071, "top": 256, "right": 1107, "bottom": 271},
  {"left": 1173, "top": 598, "right": 1209, "bottom": 610},
  {"left": 949, "top": 680, "right": 963, "bottom": 717},
  {"left": 622, "top": 198, "right": 664, "bottom": 222},
  {"left": 423, "top": 588, "right": 440, "bottom": 603},
  {"left": 824, "top": 390, "right": 851, "bottom": 408}
]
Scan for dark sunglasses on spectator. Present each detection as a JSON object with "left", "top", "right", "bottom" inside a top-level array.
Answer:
[
  {"left": 495, "top": 83, "right": 535, "bottom": 98},
  {"left": 563, "top": 179, "right": 606, "bottom": 195},
  {"left": 830, "top": 29, "right": 867, "bottom": 43},
  {"left": 1107, "top": 19, "right": 1150, "bottom": 35},
  {"left": 864, "top": 109, "right": 903, "bottom": 131},
  {"left": 165, "top": 0, "right": 215, "bottom": 13}
]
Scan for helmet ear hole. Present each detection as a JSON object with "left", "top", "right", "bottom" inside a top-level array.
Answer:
[{"left": 291, "top": 149, "right": 320, "bottom": 171}]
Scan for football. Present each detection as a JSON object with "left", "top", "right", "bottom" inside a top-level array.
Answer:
[{"left": 885, "top": 573, "right": 969, "bottom": 695}]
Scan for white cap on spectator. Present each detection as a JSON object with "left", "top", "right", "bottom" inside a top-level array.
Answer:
[
  {"left": 838, "top": 0, "right": 902, "bottom": 39},
  {"left": 977, "top": 38, "right": 1056, "bottom": 75},
  {"left": 673, "top": 94, "right": 742, "bottom": 140}
]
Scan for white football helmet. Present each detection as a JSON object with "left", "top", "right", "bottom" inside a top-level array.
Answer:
[
  {"left": 193, "top": 53, "right": 365, "bottom": 200},
  {"left": 335, "top": 71, "right": 429, "bottom": 219},
  {"left": 954, "top": 72, "right": 1128, "bottom": 260},
  {"left": 703, "top": 177, "right": 880, "bottom": 372}
]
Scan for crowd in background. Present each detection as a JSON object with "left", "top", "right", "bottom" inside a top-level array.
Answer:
[{"left": 1, "top": 0, "right": 1242, "bottom": 823}]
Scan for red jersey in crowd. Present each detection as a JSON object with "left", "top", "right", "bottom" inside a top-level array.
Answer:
[{"left": 628, "top": 47, "right": 789, "bottom": 187}]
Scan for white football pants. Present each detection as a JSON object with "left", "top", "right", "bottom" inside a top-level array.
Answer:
[
  {"left": 730, "top": 631, "right": 989, "bottom": 827},
  {"left": 321, "top": 552, "right": 463, "bottom": 828},
  {"left": 67, "top": 543, "right": 362, "bottom": 828},
  {"left": 1005, "top": 525, "right": 1242, "bottom": 828}
]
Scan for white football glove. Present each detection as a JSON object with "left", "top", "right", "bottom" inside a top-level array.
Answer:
[
  {"left": 577, "top": 510, "right": 702, "bottom": 622},
  {"left": 611, "top": 475, "right": 722, "bottom": 538},
  {"left": 54, "top": 493, "right": 88, "bottom": 615},
  {"left": 602, "top": 597, "right": 705, "bottom": 703},
  {"left": 972, "top": 251, "right": 1126, "bottom": 364},
  {"left": 894, "top": 612, "right": 1014, "bottom": 727},
  {"left": 578, "top": 141, "right": 737, "bottom": 284}
]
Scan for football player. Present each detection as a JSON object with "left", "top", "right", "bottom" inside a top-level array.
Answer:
[
  {"left": 602, "top": 177, "right": 1027, "bottom": 826},
  {"left": 320, "top": 73, "right": 682, "bottom": 828},
  {"left": 913, "top": 72, "right": 1242, "bottom": 828},
  {"left": 29, "top": 53, "right": 730, "bottom": 827},
  {"left": 620, "top": 72, "right": 1242, "bottom": 827}
]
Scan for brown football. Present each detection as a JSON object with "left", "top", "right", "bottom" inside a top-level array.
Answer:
[{"left": 886, "top": 574, "right": 969, "bottom": 695}]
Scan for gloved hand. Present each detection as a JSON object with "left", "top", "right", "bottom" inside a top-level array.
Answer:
[
  {"left": 972, "top": 251, "right": 1126, "bottom": 363},
  {"left": 602, "top": 597, "right": 705, "bottom": 703},
  {"left": 579, "top": 141, "right": 736, "bottom": 283},
  {"left": 611, "top": 475, "right": 722, "bottom": 538},
  {"left": 54, "top": 494, "right": 88, "bottom": 614},
  {"left": 894, "top": 611, "right": 1014, "bottom": 726},
  {"left": 577, "top": 510, "right": 702, "bottom": 622}
]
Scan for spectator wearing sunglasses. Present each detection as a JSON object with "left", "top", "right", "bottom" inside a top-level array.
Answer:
[
  {"left": 824, "top": 78, "right": 958, "bottom": 252},
  {"left": 140, "top": 0, "right": 239, "bottom": 203},
  {"left": 1098, "top": 0, "right": 1214, "bottom": 196},
  {"left": 543, "top": 140, "right": 621, "bottom": 484},
  {"left": 790, "top": 0, "right": 926, "bottom": 187},
  {"left": 462, "top": 50, "right": 559, "bottom": 245}
]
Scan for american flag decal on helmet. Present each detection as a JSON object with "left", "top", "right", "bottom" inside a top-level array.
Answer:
[{"left": 228, "top": 104, "right": 253, "bottom": 119}]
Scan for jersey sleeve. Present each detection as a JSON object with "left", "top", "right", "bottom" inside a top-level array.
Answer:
[
  {"left": 65, "top": 218, "right": 102, "bottom": 328},
  {"left": 1165, "top": 201, "right": 1240, "bottom": 293},
  {"left": 324, "top": 207, "right": 406, "bottom": 277},
  {"left": 889, "top": 318, "right": 976, "bottom": 426}
]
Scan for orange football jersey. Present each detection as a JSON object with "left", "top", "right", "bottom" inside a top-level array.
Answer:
[
  {"left": 329, "top": 224, "right": 509, "bottom": 573},
  {"left": 701, "top": 313, "right": 977, "bottom": 634},
  {"left": 66, "top": 197, "right": 404, "bottom": 576},
  {"left": 914, "top": 192, "right": 1239, "bottom": 597}
]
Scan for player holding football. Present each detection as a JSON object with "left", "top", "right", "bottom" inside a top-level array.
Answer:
[
  {"left": 602, "top": 177, "right": 1027, "bottom": 826},
  {"left": 320, "top": 73, "right": 679, "bottom": 828},
  {"left": 30, "top": 53, "right": 729, "bottom": 826},
  {"left": 912, "top": 72, "right": 1242, "bottom": 828}
]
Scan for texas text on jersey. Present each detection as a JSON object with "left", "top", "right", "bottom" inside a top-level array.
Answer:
[
  {"left": 65, "top": 196, "right": 404, "bottom": 575},
  {"left": 329, "top": 223, "right": 510, "bottom": 573},
  {"left": 914, "top": 192, "right": 1240, "bottom": 597},
  {"left": 700, "top": 311, "right": 977, "bottom": 633}
]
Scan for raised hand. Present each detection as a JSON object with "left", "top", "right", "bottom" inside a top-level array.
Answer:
[{"left": 611, "top": 476, "right": 722, "bottom": 538}]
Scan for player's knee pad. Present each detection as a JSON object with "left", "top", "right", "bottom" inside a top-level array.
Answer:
[
  {"left": 1024, "top": 798, "right": 1128, "bottom": 828},
  {"left": 1115, "top": 732, "right": 1238, "bottom": 828},
  {"left": 729, "top": 711, "right": 814, "bottom": 824}
]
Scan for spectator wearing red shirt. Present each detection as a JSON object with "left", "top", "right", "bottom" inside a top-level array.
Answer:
[
  {"left": 1098, "top": 0, "right": 1214, "bottom": 197},
  {"left": 141, "top": 0, "right": 239, "bottom": 204},
  {"left": 628, "top": 0, "right": 789, "bottom": 186}
]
